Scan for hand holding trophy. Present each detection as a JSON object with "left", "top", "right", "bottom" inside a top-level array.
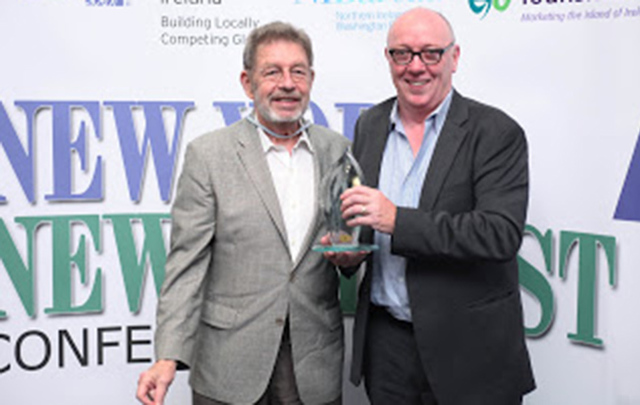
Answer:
[{"left": 313, "top": 148, "right": 378, "bottom": 253}]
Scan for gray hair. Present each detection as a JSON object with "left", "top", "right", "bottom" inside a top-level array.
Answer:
[{"left": 243, "top": 21, "right": 314, "bottom": 72}]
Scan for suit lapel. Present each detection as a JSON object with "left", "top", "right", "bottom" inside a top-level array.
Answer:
[
  {"left": 235, "top": 119, "right": 289, "bottom": 248},
  {"left": 357, "top": 99, "right": 394, "bottom": 243},
  {"left": 361, "top": 99, "right": 395, "bottom": 188},
  {"left": 291, "top": 126, "right": 321, "bottom": 269},
  {"left": 358, "top": 93, "right": 470, "bottom": 212},
  {"left": 419, "top": 91, "right": 469, "bottom": 210}
]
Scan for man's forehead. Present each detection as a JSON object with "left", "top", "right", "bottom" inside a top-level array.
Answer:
[
  {"left": 256, "top": 39, "right": 305, "bottom": 54},
  {"left": 254, "top": 40, "right": 310, "bottom": 66},
  {"left": 388, "top": 11, "right": 451, "bottom": 45}
]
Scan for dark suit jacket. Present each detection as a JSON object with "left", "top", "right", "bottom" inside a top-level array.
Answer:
[{"left": 350, "top": 91, "right": 536, "bottom": 404}]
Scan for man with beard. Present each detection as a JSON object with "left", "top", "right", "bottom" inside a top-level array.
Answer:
[{"left": 136, "top": 22, "right": 349, "bottom": 405}]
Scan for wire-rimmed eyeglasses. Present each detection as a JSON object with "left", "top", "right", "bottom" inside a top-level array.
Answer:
[{"left": 387, "top": 42, "right": 455, "bottom": 66}]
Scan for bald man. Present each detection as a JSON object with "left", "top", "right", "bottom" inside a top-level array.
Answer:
[{"left": 328, "top": 7, "right": 536, "bottom": 405}]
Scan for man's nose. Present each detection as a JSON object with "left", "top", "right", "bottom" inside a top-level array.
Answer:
[
  {"left": 278, "top": 71, "right": 296, "bottom": 89},
  {"left": 407, "top": 54, "right": 427, "bottom": 72}
]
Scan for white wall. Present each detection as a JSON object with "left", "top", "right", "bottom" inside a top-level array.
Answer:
[{"left": 1, "top": 0, "right": 640, "bottom": 404}]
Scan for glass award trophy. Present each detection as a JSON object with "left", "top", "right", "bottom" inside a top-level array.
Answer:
[{"left": 312, "top": 149, "right": 379, "bottom": 253}]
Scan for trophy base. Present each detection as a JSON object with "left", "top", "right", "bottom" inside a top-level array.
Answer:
[{"left": 312, "top": 244, "right": 379, "bottom": 253}]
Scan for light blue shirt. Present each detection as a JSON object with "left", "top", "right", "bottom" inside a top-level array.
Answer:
[{"left": 371, "top": 91, "right": 453, "bottom": 322}]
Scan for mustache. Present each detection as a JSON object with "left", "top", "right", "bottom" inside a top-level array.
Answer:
[{"left": 269, "top": 91, "right": 302, "bottom": 100}]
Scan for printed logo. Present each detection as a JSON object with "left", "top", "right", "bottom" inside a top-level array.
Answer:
[
  {"left": 85, "top": 0, "right": 128, "bottom": 6},
  {"left": 469, "top": 0, "right": 512, "bottom": 19},
  {"left": 615, "top": 127, "right": 640, "bottom": 221}
]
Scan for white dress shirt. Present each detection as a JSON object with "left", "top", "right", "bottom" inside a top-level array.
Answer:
[{"left": 258, "top": 128, "right": 316, "bottom": 262}]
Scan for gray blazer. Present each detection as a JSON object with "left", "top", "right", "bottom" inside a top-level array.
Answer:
[
  {"left": 155, "top": 118, "right": 350, "bottom": 404},
  {"left": 350, "top": 91, "right": 536, "bottom": 404}
]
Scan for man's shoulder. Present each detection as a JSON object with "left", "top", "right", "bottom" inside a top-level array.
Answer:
[
  {"left": 189, "top": 119, "right": 249, "bottom": 148},
  {"left": 454, "top": 92, "right": 519, "bottom": 128},
  {"left": 308, "top": 123, "right": 350, "bottom": 154},
  {"left": 360, "top": 97, "right": 396, "bottom": 121},
  {"left": 450, "top": 93, "right": 526, "bottom": 150},
  {"left": 309, "top": 124, "right": 348, "bottom": 142}
]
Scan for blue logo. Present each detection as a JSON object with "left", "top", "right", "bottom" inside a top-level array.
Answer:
[
  {"left": 86, "top": 0, "right": 128, "bottom": 6},
  {"left": 469, "top": 0, "right": 511, "bottom": 19},
  {"left": 615, "top": 126, "right": 640, "bottom": 221}
]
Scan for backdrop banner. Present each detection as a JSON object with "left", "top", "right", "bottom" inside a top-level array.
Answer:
[{"left": 1, "top": 0, "right": 640, "bottom": 404}]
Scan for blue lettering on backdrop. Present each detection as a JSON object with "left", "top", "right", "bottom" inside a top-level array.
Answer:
[
  {"left": 1, "top": 100, "right": 371, "bottom": 204},
  {"left": 336, "top": 102, "right": 371, "bottom": 141},
  {"left": 46, "top": 102, "right": 103, "bottom": 201},
  {"left": 309, "top": 102, "right": 329, "bottom": 128},
  {"left": 105, "top": 101, "right": 194, "bottom": 202},
  {"left": 212, "top": 101, "right": 246, "bottom": 126},
  {"left": 0, "top": 101, "right": 193, "bottom": 204},
  {"left": 213, "top": 101, "right": 332, "bottom": 128},
  {"left": 615, "top": 126, "right": 640, "bottom": 221},
  {"left": 213, "top": 101, "right": 371, "bottom": 141},
  {"left": 0, "top": 101, "right": 38, "bottom": 203}
]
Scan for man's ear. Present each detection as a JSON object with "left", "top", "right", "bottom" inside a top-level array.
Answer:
[
  {"left": 451, "top": 45, "right": 461, "bottom": 74},
  {"left": 240, "top": 70, "right": 254, "bottom": 99},
  {"left": 384, "top": 47, "right": 391, "bottom": 63}
]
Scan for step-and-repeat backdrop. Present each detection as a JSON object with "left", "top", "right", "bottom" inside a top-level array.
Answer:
[{"left": 1, "top": 0, "right": 639, "bottom": 404}]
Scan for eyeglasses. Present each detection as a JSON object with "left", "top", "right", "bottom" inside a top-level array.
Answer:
[
  {"left": 387, "top": 42, "right": 455, "bottom": 66},
  {"left": 259, "top": 66, "right": 311, "bottom": 83}
]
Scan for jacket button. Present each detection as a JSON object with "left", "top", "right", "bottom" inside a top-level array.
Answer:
[
  {"left": 289, "top": 272, "right": 295, "bottom": 282},
  {"left": 275, "top": 318, "right": 285, "bottom": 326}
]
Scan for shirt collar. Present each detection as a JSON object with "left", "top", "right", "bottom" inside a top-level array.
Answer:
[
  {"left": 389, "top": 89, "right": 454, "bottom": 135},
  {"left": 257, "top": 123, "right": 314, "bottom": 154}
]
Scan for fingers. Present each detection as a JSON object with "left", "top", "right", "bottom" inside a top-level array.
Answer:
[
  {"left": 320, "top": 234, "right": 331, "bottom": 246},
  {"left": 340, "top": 186, "right": 396, "bottom": 234},
  {"left": 136, "top": 361, "right": 176, "bottom": 405},
  {"left": 320, "top": 233, "right": 368, "bottom": 267},
  {"left": 341, "top": 186, "right": 378, "bottom": 223},
  {"left": 136, "top": 373, "right": 156, "bottom": 405},
  {"left": 136, "top": 376, "right": 167, "bottom": 405},
  {"left": 325, "top": 250, "right": 367, "bottom": 268},
  {"left": 340, "top": 186, "right": 373, "bottom": 218},
  {"left": 151, "top": 384, "right": 169, "bottom": 405},
  {"left": 343, "top": 203, "right": 368, "bottom": 221},
  {"left": 340, "top": 185, "right": 370, "bottom": 206}
]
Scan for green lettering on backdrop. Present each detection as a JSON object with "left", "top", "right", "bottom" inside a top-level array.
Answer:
[
  {"left": 0, "top": 217, "right": 38, "bottom": 318},
  {"left": 105, "top": 214, "right": 170, "bottom": 313},
  {"left": 559, "top": 231, "right": 616, "bottom": 347},
  {"left": 518, "top": 225, "right": 554, "bottom": 337},
  {"left": 44, "top": 215, "right": 103, "bottom": 315},
  {"left": 0, "top": 219, "right": 617, "bottom": 336}
]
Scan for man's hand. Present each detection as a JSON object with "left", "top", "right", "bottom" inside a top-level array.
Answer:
[
  {"left": 136, "top": 359, "right": 177, "bottom": 405},
  {"left": 341, "top": 185, "right": 396, "bottom": 234},
  {"left": 320, "top": 234, "right": 368, "bottom": 268}
]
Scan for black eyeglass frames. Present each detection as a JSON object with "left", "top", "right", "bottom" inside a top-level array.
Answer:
[{"left": 387, "top": 42, "right": 455, "bottom": 66}]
